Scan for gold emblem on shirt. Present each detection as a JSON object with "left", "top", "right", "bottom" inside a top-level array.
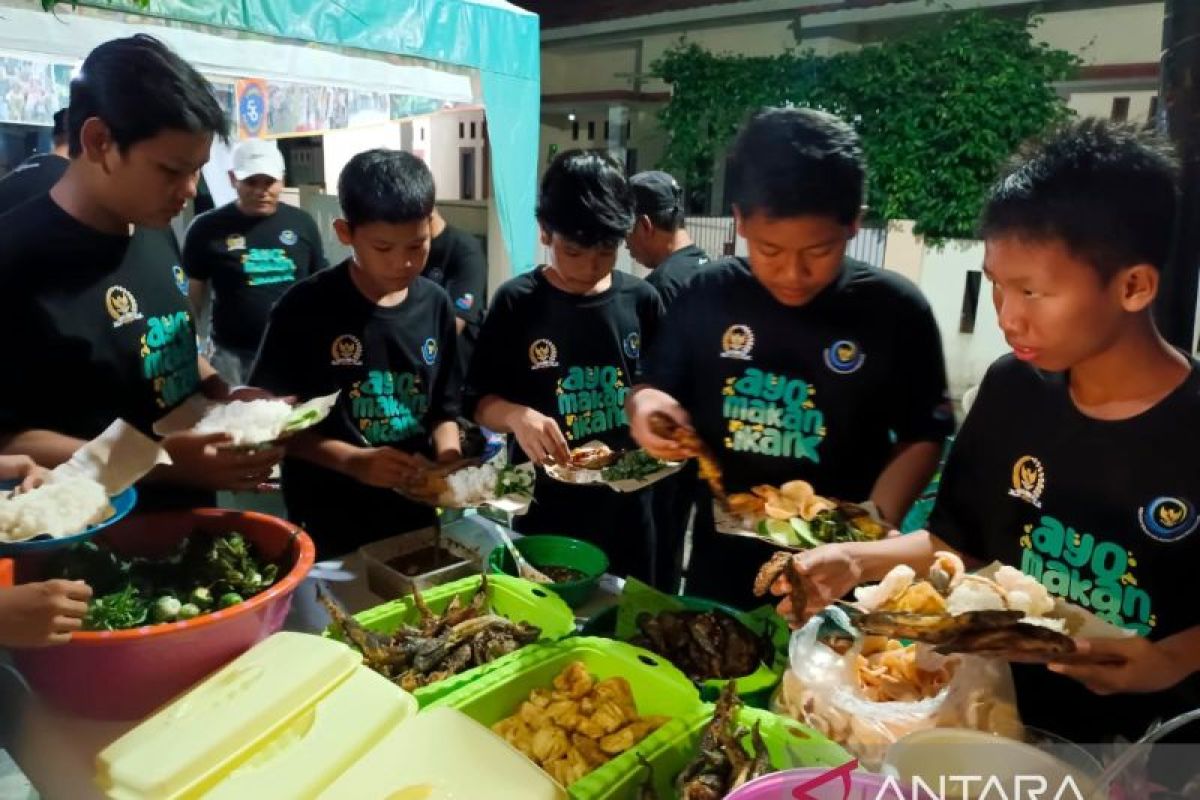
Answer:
[
  {"left": 331, "top": 334, "right": 364, "bottom": 366},
  {"left": 226, "top": 234, "right": 247, "bottom": 251},
  {"left": 720, "top": 324, "right": 755, "bottom": 360},
  {"left": 529, "top": 338, "right": 559, "bottom": 370},
  {"left": 105, "top": 285, "right": 143, "bottom": 328},
  {"left": 1008, "top": 455, "right": 1045, "bottom": 508}
]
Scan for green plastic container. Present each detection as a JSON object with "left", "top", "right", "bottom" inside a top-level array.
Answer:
[
  {"left": 327, "top": 573, "right": 576, "bottom": 706},
  {"left": 488, "top": 534, "right": 609, "bottom": 608},
  {"left": 581, "top": 597, "right": 789, "bottom": 709},
  {"left": 601, "top": 705, "right": 852, "bottom": 800},
  {"left": 429, "top": 636, "right": 706, "bottom": 800}
]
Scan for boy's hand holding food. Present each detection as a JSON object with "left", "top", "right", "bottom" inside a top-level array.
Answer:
[
  {"left": 767, "top": 544, "right": 865, "bottom": 625},
  {"left": 347, "top": 447, "right": 432, "bottom": 489},
  {"left": 1049, "top": 633, "right": 1200, "bottom": 695},
  {"left": 626, "top": 387, "right": 695, "bottom": 462},
  {"left": 505, "top": 406, "right": 570, "bottom": 465},
  {"left": 0, "top": 580, "right": 93, "bottom": 647}
]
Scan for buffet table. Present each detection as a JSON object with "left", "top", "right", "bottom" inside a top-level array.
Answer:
[{"left": 4, "top": 514, "right": 622, "bottom": 800}]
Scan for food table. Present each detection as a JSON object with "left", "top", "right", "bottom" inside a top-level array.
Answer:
[
  {"left": 3, "top": 513, "right": 625, "bottom": 800},
  {"left": 0, "top": 497, "right": 1120, "bottom": 799}
]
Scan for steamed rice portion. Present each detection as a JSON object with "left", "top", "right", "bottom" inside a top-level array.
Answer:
[
  {"left": 441, "top": 463, "right": 499, "bottom": 507},
  {"left": 0, "top": 477, "right": 113, "bottom": 542},
  {"left": 196, "top": 400, "right": 293, "bottom": 445}
]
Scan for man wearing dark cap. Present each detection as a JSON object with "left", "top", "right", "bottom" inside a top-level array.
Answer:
[
  {"left": 0, "top": 108, "right": 69, "bottom": 215},
  {"left": 626, "top": 170, "right": 710, "bottom": 591},
  {"left": 626, "top": 170, "right": 709, "bottom": 309}
]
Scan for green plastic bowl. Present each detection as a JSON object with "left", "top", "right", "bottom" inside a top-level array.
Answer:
[
  {"left": 487, "top": 534, "right": 608, "bottom": 608},
  {"left": 581, "top": 596, "right": 789, "bottom": 708}
]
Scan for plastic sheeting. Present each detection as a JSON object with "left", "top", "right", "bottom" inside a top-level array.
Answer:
[{"left": 76, "top": 0, "right": 541, "bottom": 273}]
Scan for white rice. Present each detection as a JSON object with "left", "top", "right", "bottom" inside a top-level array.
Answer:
[
  {"left": 0, "top": 477, "right": 113, "bottom": 542},
  {"left": 440, "top": 464, "right": 499, "bottom": 507},
  {"left": 196, "top": 400, "right": 294, "bottom": 445}
]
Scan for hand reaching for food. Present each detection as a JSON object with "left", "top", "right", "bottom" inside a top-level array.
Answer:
[
  {"left": 626, "top": 388, "right": 695, "bottom": 461},
  {"left": 506, "top": 406, "right": 571, "bottom": 465},
  {"left": 754, "top": 544, "right": 865, "bottom": 627}
]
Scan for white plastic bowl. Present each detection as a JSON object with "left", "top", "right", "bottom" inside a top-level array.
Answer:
[{"left": 882, "top": 728, "right": 1100, "bottom": 799}]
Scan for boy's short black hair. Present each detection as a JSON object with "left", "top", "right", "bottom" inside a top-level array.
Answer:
[
  {"left": 537, "top": 150, "right": 634, "bottom": 247},
  {"left": 981, "top": 118, "right": 1179, "bottom": 279},
  {"left": 69, "top": 34, "right": 228, "bottom": 158},
  {"left": 337, "top": 148, "right": 435, "bottom": 229},
  {"left": 51, "top": 109, "right": 67, "bottom": 142},
  {"left": 727, "top": 107, "right": 865, "bottom": 225}
]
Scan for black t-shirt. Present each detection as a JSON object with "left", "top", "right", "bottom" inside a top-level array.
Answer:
[
  {"left": 465, "top": 268, "right": 665, "bottom": 580},
  {"left": 0, "top": 195, "right": 202, "bottom": 441},
  {"left": 644, "top": 257, "right": 953, "bottom": 605},
  {"left": 0, "top": 154, "right": 67, "bottom": 216},
  {"left": 250, "top": 261, "right": 459, "bottom": 556},
  {"left": 645, "top": 243, "right": 709, "bottom": 308},
  {"left": 931, "top": 355, "right": 1200, "bottom": 742},
  {"left": 423, "top": 223, "right": 488, "bottom": 374},
  {"left": 183, "top": 202, "right": 327, "bottom": 352},
  {"left": 466, "top": 268, "right": 663, "bottom": 456}
]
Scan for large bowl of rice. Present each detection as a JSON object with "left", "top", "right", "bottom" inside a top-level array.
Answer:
[{"left": 13, "top": 508, "right": 315, "bottom": 720}]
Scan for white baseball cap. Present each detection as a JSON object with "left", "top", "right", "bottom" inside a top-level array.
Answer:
[{"left": 232, "top": 138, "right": 285, "bottom": 181}]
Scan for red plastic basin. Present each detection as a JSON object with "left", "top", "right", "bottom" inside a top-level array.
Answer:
[{"left": 13, "top": 509, "right": 314, "bottom": 720}]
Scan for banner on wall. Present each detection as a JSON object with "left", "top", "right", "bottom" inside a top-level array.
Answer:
[
  {"left": 236, "top": 78, "right": 269, "bottom": 139},
  {"left": 0, "top": 56, "right": 72, "bottom": 127}
]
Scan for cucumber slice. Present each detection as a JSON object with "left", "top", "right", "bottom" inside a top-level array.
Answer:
[
  {"left": 790, "top": 517, "right": 824, "bottom": 549},
  {"left": 759, "top": 518, "right": 800, "bottom": 546}
]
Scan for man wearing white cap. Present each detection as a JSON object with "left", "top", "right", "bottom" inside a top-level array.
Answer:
[{"left": 183, "top": 138, "right": 327, "bottom": 383}]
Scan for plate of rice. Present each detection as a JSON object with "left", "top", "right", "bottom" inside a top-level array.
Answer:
[
  {"left": 193, "top": 394, "right": 338, "bottom": 452},
  {"left": 0, "top": 477, "right": 137, "bottom": 555},
  {"left": 397, "top": 461, "right": 535, "bottom": 513}
]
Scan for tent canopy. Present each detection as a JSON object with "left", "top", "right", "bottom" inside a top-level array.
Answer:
[{"left": 5, "top": 0, "right": 540, "bottom": 273}]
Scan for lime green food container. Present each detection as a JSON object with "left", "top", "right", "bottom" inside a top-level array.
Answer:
[
  {"left": 600, "top": 705, "right": 852, "bottom": 800},
  {"left": 581, "top": 595, "right": 789, "bottom": 709},
  {"left": 429, "top": 636, "right": 706, "bottom": 800},
  {"left": 488, "top": 534, "right": 609, "bottom": 608},
  {"left": 325, "top": 573, "right": 576, "bottom": 706}
]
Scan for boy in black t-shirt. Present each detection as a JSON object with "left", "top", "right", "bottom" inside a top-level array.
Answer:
[
  {"left": 629, "top": 108, "right": 952, "bottom": 607},
  {"left": 626, "top": 169, "right": 711, "bottom": 591},
  {"left": 251, "top": 149, "right": 461, "bottom": 557},
  {"left": 465, "top": 151, "right": 664, "bottom": 582},
  {"left": 0, "top": 108, "right": 68, "bottom": 215},
  {"left": 0, "top": 35, "right": 282, "bottom": 509},
  {"left": 771, "top": 120, "right": 1200, "bottom": 745},
  {"left": 424, "top": 208, "right": 488, "bottom": 375},
  {"left": 184, "top": 138, "right": 327, "bottom": 384}
]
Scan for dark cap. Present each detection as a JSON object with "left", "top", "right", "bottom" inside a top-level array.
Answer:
[{"left": 631, "top": 170, "right": 682, "bottom": 215}]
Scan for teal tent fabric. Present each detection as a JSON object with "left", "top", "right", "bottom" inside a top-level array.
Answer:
[{"left": 83, "top": 0, "right": 540, "bottom": 273}]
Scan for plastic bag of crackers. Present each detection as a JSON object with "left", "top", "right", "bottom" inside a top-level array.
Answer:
[{"left": 771, "top": 611, "right": 1024, "bottom": 769}]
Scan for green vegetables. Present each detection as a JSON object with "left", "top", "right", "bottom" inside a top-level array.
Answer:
[
  {"left": 755, "top": 507, "right": 885, "bottom": 550},
  {"left": 51, "top": 532, "right": 280, "bottom": 631},
  {"left": 601, "top": 451, "right": 668, "bottom": 483},
  {"left": 85, "top": 585, "right": 149, "bottom": 631},
  {"left": 495, "top": 464, "right": 535, "bottom": 498}
]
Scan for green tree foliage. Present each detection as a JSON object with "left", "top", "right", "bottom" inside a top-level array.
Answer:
[{"left": 651, "top": 12, "right": 1079, "bottom": 239}]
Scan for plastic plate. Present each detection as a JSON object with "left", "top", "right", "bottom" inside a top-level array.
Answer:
[{"left": 0, "top": 481, "right": 138, "bottom": 555}]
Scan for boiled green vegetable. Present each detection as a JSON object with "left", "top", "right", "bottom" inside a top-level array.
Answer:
[
  {"left": 85, "top": 585, "right": 149, "bottom": 631},
  {"left": 50, "top": 531, "right": 280, "bottom": 631},
  {"left": 601, "top": 450, "right": 668, "bottom": 483}
]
